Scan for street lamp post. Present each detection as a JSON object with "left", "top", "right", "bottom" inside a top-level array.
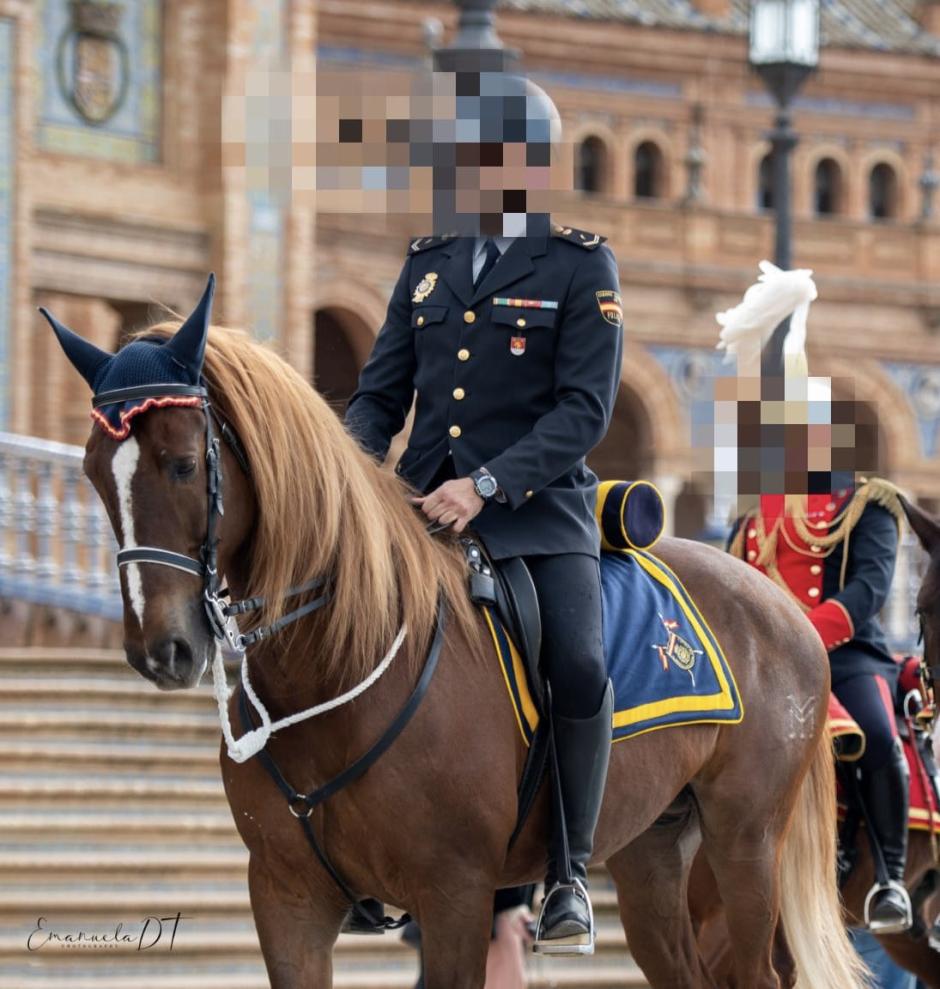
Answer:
[{"left": 748, "top": 0, "right": 820, "bottom": 375}]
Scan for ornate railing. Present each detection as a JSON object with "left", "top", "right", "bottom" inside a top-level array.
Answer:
[
  {"left": 0, "top": 432, "right": 121, "bottom": 620},
  {"left": 0, "top": 431, "right": 926, "bottom": 652}
]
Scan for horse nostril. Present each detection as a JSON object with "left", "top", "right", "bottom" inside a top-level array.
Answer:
[{"left": 153, "top": 637, "right": 194, "bottom": 679}]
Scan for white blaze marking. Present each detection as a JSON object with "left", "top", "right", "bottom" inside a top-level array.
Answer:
[{"left": 112, "top": 439, "right": 146, "bottom": 628}]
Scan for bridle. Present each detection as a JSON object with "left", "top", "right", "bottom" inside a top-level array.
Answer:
[
  {"left": 93, "top": 379, "right": 446, "bottom": 932},
  {"left": 93, "top": 382, "right": 332, "bottom": 652}
]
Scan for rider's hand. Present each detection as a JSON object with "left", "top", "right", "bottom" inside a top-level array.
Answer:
[{"left": 412, "top": 477, "right": 484, "bottom": 533}]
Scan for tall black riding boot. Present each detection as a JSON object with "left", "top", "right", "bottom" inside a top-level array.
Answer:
[
  {"left": 860, "top": 738, "right": 912, "bottom": 934},
  {"left": 534, "top": 680, "right": 613, "bottom": 956}
]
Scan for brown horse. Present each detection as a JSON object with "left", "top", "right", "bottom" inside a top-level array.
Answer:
[
  {"left": 689, "top": 494, "right": 940, "bottom": 987},
  {"left": 690, "top": 799, "right": 940, "bottom": 985},
  {"left": 58, "top": 307, "right": 867, "bottom": 988}
]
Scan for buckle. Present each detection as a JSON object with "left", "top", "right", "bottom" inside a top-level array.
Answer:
[{"left": 204, "top": 592, "right": 245, "bottom": 652}]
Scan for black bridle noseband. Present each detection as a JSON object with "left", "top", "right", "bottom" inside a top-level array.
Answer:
[{"left": 94, "top": 382, "right": 331, "bottom": 651}]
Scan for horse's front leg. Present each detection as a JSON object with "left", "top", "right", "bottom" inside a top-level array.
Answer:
[{"left": 248, "top": 852, "right": 347, "bottom": 989}]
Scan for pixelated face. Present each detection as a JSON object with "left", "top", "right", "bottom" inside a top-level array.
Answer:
[
  {"left": 316, "top": 67, "right": 562, "bottom": 236},
  {"left": 705, "top": 374, "right": 882, "bottom": 512}
]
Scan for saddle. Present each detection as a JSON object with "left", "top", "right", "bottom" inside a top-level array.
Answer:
[
  {"left": 456, "top": 479, "right": 669, "bottom": 845},
  {"left": 462, "top": 536, "right": 545, "bottom": 713}
]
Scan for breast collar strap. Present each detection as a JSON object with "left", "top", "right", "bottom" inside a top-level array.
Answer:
[{"left": 104, "top": 383, "right": 331, "bottom": 652}]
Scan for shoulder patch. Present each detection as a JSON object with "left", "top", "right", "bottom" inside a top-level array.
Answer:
[
  {"left": 551, "top": 224, "right": 607, "bottom": 250},
  {"left": 408, "top": 235, "right": 457, "bottom": 255}
]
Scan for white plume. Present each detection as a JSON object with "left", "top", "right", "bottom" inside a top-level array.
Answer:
[{"left": 715, "top": 260, "right": 817, "bottom": 377}]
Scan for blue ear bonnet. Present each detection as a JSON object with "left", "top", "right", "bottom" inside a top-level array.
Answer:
[
  {"left": 88, "top": 339, "right": 204, "bottom": 439},
  {"left": 39, "top": 275, "right": 215, "bottom": 440}
]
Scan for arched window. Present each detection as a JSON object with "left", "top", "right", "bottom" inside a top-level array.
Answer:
[
  {"left": 757, "top": 153, "right": 774, "bottom": 211},
  {"left": 814, "top": 158, "right": 843, "bottom": 216},
  {"left": 575, "top": 136, "right": 607, "bottom": 195},
  {"left": 869, "top": 162, "right": 899, "bottom": 221},
  {"left": 634, "top": 141, "right": 664, "bottom": 199}
]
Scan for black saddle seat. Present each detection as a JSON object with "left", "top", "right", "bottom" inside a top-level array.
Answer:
[{"left": 462, "top": 535, "right": 544, "bottom": 715}]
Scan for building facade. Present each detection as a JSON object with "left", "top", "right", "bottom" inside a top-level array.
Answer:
[{"left": 2, "top": 0, "right": 939, "bottom": 642}]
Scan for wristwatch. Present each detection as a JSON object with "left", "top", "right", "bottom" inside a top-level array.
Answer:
[{"left": 470, "top": 467, "right": 502, "bottom": 502}]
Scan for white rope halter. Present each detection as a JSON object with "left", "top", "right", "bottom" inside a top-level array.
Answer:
[{"left": 210, "top": 621, "right": 408, "bottom": 763}]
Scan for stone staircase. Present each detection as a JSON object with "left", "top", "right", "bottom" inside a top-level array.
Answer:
[{"left": 0, "top": 647, "right": 648, "bottom": 989}]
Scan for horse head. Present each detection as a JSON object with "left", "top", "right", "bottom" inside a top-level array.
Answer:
[
  {"left": 41, "top": 277, "right": 255, "bottom": 690},
  {"left": 900, "top": 495, "right": 940, "bottom": 693}
]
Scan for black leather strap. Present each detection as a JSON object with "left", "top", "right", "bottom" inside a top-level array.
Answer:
[
  {"left": 117, "top": 547, "right": 204, "bottom": 577},
  {"left": 93, "top": 383, "right": 207, "bottom": 407},
  {"left": 237, "top": 598, "right": 447, "bottom": 924}
]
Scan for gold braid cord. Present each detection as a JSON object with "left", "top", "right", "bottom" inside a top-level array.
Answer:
[{"left": 730, "top": 479, "right": 905, "bottom": 612}]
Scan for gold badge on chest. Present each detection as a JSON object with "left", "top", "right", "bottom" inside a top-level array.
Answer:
[{"left": 412, "top": 272, "right": 438, "bottom": 304}]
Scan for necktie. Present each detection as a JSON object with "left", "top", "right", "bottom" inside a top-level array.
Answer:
[{"left": 474, "top": 238, "right": 501, "bottom": 289}]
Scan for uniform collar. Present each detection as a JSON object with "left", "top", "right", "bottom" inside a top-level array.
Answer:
[
  {"left": 473, "top": 235, "right": 515, "bottom": 259},
  {"left": 439, "top": 235, "right": 548, "bottom": 307}
]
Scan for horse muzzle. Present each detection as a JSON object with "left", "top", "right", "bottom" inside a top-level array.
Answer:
[{"left": 126, "top": 635, "right": 208, "bottom": 690}]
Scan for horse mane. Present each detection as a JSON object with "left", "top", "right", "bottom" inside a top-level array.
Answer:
[{"left": 135, "top": 321, "right": 482, "bottom": 687}]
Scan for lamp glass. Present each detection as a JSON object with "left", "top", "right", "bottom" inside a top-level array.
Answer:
[{"left": 749, "top": 0, "right": 819, "bottom": 67}]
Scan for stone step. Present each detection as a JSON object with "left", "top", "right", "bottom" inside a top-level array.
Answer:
[
  {"left": 0, "top": 771, "right": 225, "bottom": 809},
  {"left": 0, "top": 956, "right": 647, "bottom": 989},
  {"left": 0, "top": 676, "right": 217, "bottom": 709},
  {"left": 0, "top": 707, "right": 221, "bottom": 742},
  {"left": 0, "top": 647, "right": 128, "bottom": 674},
  {"left": 0, "top": 808, "right": 240, "bottom": 845},
  {"left": 0, "top": 738, "right": 219, "bottom": 776}
]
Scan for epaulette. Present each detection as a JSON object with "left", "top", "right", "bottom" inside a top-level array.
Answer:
[
  {"left": 850, "top": 477, "right": 906, "bottom": 530},
  {"left": 551, "top": 224, "right": 607, "bottom": 250},
  {"left": 408, "top": 235, "right": 457, "bottom": 255}
]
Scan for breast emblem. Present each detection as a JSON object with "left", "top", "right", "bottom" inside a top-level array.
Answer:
[{"left": 412, "top": 273, "right": 438, "bottom": 304}]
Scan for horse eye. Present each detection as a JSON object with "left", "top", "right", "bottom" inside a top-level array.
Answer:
[{"left": 173, "top": 458, "right": 198, "bottom": 480}]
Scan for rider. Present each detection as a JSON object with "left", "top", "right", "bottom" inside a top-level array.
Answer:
[
  {"left": 343, "top": 67, "right": 622, "bottom": 953},
  {"left": 728, "top": 401, "right": 911, "bottom": 933}
]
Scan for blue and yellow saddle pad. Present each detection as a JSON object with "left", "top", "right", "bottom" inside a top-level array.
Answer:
[{"left": 486, "top": 547, "right": 743, "bottom": 745}]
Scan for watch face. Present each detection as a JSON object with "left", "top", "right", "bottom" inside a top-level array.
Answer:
[{"left": 476, "top": 474, "right": 497, "bottom": 498}]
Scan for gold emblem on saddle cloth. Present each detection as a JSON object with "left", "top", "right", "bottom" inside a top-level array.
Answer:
[
  {"left": 652, "top": 614, "right": 702, "bottom": 685},
  {"left": 412, "top": 273, "right": 438, "bottom": 304}
]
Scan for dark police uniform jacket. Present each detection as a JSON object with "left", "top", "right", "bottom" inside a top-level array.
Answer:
[
  {"left": 345, "top": 228, "right": 624, "bottom": 559},
  {"left": 728, "top": 480, "right": 903, "bottom": 687}
]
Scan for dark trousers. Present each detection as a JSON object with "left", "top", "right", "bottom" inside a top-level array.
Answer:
[
  {"left": 522, "top": 552, "right": 607, "bottom": 718},
  {"left": 834, "top": 674, "right": 899, "bottom": 771}
]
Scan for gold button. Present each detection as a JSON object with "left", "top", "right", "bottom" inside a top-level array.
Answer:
[
  {"left": 516, "top": 317, "right": 526, "bottom": 328},
  {"left": 826, "top": 502, "right": 836, "bottom": 511},
  {"left": 808, "top": 587, "right": 820, "bottom": 598},
  {"left": 452, "top": 387, "right": 465, "bottom": 400},
  {"left": 811, "top": 545, "right": 822, "bottom": 553},
  {"left": 525, "top": 489, "right": 534, "bottom": 498},
  {"left": 449, "top": 425, "right": 462, "bottom": 438},
  {"left": 416, "top": 315, "right": 425, "bottom": 327},
  {"left": 457, "top": 348, "right": 470, "bottom": 361},
  {"left": 747, "top": 550, "right": 757, "bottom": 561},
  {"left": 810, "top": 564, "right": 821, "bottom": 575},
  {"left": 464, "top": 310, "right": 476, "bottom": 324},
  {"left": 747, "top": 528, "right": 757, "bottom": 539}
]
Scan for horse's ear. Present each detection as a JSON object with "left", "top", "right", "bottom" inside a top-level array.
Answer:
[
  {"left": 164, "top": 273, "right": 215, "bottom": 378},
  {"left": 900, "top": 495, "right": 940, "bottom": 557},
  {"left": 39, "top": 307, "right": 113, "bottom": 389}
]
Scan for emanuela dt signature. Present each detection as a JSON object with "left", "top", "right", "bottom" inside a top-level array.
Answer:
[{"left": 27, "top": 913, "right": 189, "bottom": 951}]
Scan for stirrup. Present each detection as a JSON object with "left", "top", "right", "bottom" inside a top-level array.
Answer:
[
  {"left": 532, "top": 878, "right": 595, "bottom": 957},
  {"left": 864, "top": 880, "right": 913, "bottom": 933}
]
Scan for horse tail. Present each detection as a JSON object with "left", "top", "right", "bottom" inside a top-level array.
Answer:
[{"left": 778, "top": 731, "right": 869, "bottom": 988}]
